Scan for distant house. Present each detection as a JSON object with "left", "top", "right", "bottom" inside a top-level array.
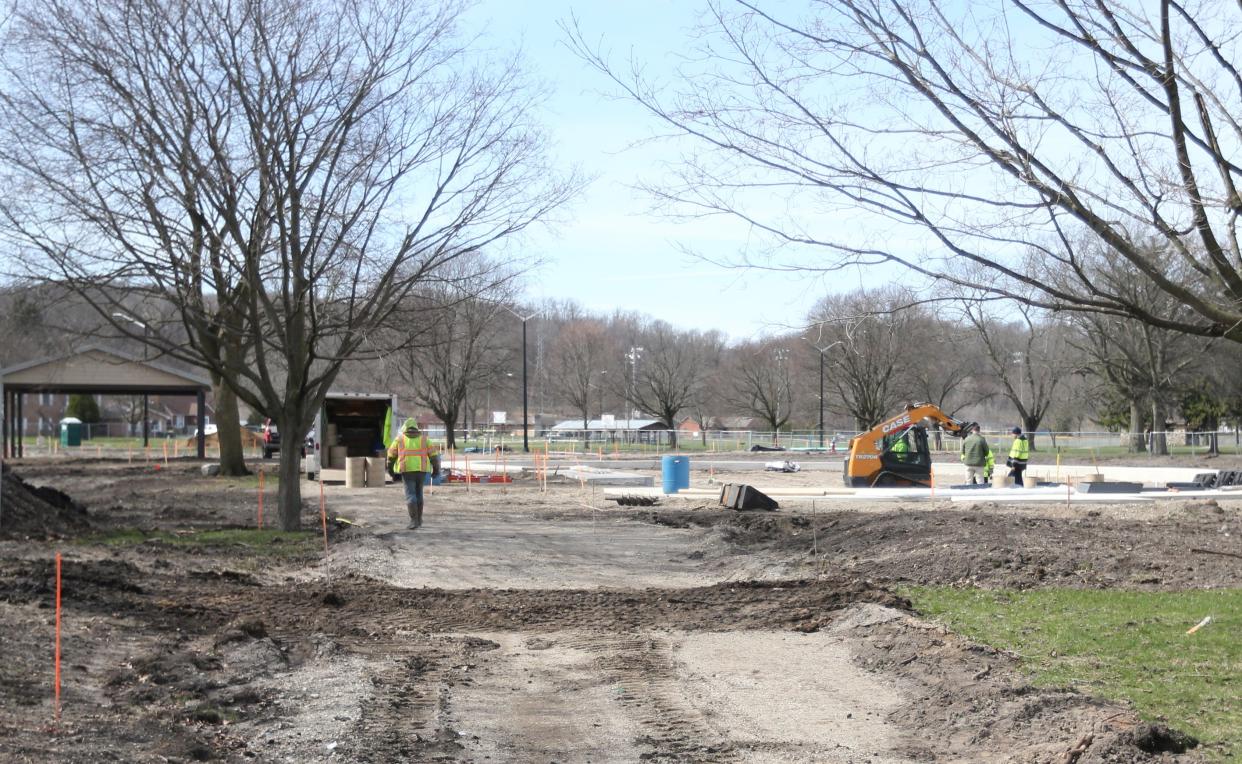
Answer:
[
  {"left": 711, "top": 416, "right": 766, "bottom": 432},
  {"left": 677, "top": 418, "right": 702, "bottom": 435}
]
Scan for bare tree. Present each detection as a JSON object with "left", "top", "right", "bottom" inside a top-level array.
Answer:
[
  {"left": 1066, "top": 250, "right": 1204, "bottom": 453},
  {"left": 962, "top": 302, "right": 1074, "bottom": 450},
  {"left": 0, "top": 0, "right": 574, "bottom": 529},
  {"left": 570, "top": 1, "right": 1242, "bottom": 343},
  {"left": 551, "top": 319, "right": 611, "bottom": 448},
  {"left": 683, "top": 336, "right": 727, "bottom": 446},
  {"left": 808, "top": 289, "right": 918, "bottom": 430},
  {"left": 726, "top": 339, "right": 795, "bottom": 437},
  {"left": 393, "top": 278, "right": 518, "bottom": 451},
  {"left": 628, "top": 322, "right": 713, "bottom": 448}
]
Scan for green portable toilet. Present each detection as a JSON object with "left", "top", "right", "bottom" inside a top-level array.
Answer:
[{"left": 59, "top": 417, "right": 83, "bottom": 447}]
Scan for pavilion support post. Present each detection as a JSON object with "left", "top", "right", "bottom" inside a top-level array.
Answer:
[
  {"left": 16, "top": 391, "right": 22, "bottom": 458},
  {"left": 196, "top": 389, "right": 206, "bottom": 459},
  {"left": 142, "top": 394, "right": 149, "bottom": 448},
  {"left": 2, "top": 386, "right": 8, "bottom": 459}
]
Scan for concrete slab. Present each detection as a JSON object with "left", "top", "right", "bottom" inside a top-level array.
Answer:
[{"left": 563, "top": 466, "right": 654, "bottom": 487}]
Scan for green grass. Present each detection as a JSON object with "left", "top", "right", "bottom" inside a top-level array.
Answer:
[
  {"left": 79, "top": 527, "right": 317, "bottom": 557},
  {"left": 904, "top": 587, "right": 1241, "bottom": 759}
]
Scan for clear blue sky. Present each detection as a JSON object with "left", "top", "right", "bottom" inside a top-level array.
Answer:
[{"left": 464, "top": 1, "right": 867, "bottom": 342}]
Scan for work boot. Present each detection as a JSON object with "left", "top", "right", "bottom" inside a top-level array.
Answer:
[
  {"left": 406, "top": 502, "right": 419, "bottom": 529},
  {"left": 413, "top": 503, "right": 423, "bottom": 529}
]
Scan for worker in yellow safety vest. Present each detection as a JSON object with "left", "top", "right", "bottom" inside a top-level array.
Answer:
[
  {"left": 890, "top": 431, "right": 911, "bottom": 461},
  {"left": 1007, "top": 427, "right": 1030, "bottom": 487},
  {"left": 386, "top": 418, "right": 441, "bottom": 529}
]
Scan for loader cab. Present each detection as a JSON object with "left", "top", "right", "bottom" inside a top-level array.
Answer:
[{"left": 873, "top": 425, "right": 933, "bottom": 486}]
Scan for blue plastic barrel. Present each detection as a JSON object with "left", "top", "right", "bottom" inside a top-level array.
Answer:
[{"left": 662, "top": 455, "right": 690, "bottom": 493}]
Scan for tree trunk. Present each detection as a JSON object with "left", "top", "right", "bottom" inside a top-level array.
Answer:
[
  {"left": 667, "top": 422, "right": 678, "bottom": 448},
  {"left": 1126, "top": 398, "right": 1146, "bottom": 453},
  {"left": 1023, "top": 415, "right": 1040, "bottom": 451},
  {"left": 438, "top": 412, "right": 458, "bottom": 450},
  {"left": 582, "top": 406, "right": 590, "bottom": 450},
  {"left": 275, "top": 414, "right": 309, "bottom": 531},
  {"left": 1150, "top": 401, "right": 1169, "bottom": 456},
  {"left": 211, "top": 376, "right": 249, "bottom": 476}
]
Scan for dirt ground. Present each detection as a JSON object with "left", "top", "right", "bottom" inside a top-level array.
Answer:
[{"left": 0, "top": 458, "right": 1233, "bottom": 762}]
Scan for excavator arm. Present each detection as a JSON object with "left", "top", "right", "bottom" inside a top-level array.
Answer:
[{"left": 844, "top": 403, "right": 976, "bottom": 488}]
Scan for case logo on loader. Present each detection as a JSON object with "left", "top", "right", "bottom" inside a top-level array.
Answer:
[{"left": 881, "top": 415, "right": 910, "bottom": 434}]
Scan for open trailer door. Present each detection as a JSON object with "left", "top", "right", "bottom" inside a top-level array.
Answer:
[{"left": 317, "top": 393, "right": 396, "bottom": 470}]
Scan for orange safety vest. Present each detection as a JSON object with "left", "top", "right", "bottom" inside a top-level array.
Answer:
[{"left": 392, "top": 433, "right": 438, "bottom": 473}]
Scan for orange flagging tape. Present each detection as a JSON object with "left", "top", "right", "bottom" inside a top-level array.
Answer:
[
  {"left": 54, "top": 552, "right": 62, "bottom": 723},
  {"left": 257, "top": 470, "right": 265, "bottom": 529}
]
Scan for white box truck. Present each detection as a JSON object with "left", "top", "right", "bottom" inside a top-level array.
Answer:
[{"left": 306, "top": 392, "right": 398, "bottom": 478}]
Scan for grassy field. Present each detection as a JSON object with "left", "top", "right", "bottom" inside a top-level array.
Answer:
[{"left": 905, "top": 587, "right": 1241, "bottom": 760}]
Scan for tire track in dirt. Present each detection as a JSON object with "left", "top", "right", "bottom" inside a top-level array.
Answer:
[
  {"left": 326, "top": 637, "right": 500, "bottom": 763},
  {"left": 562, "top": 633, "right": 741, "bottom": 763}
]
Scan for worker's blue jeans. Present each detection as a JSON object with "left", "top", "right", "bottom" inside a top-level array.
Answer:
[{"left": 401, "top": 472, "right": 426, "bottom": 509}]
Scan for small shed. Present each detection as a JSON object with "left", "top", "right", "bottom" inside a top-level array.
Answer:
[{"left": 549, "top": 417, "right": 666, "bottom": 444}]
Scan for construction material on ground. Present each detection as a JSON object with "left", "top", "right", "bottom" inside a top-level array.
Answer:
[
  {"left": 365, "top": 457, "right": 387, "bottom": 488},
  {"left": 455, "top": 462, "right": 526, "bottom": 475},
  {"left": 327, "top": 446, "right": 347, "bottom": 470},
  {"left": 563, "top": 466, "right": 654, "bottom": 487},
  {"left": 444, "top": 469, "right": 511, "bottom": 484},
  {"left": 610, "top": 495, "right": 661, "bottom": 506},
  {"left": 719, "top": 483, "right": 779, "bottom": 511},
  {"left": 1075, "top": 481, "right": 1145, "bottom": 494},
  {"left": 764, "top": 460, "right": 801, "bottom": 473},
  {"left": 344, "top": 457, "right": 366, "bottom": 488},
  {"left": 1168, "top": 472, "right": 1223, "bottom": 490}
]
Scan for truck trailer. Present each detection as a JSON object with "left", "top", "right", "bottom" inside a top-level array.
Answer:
[{"left": 308, "top": 392, "right": 397, "bottom": 477}]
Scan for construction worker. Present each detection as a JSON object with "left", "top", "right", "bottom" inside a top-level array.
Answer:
[
  {"left": 1007, "top": 426, "right": 1030, "bottom": 487},
  {"left": 959, "top": 424, "right": 991, "bottom": 485},
  {"left": 984, "top": 451, "right": 995, "bottom": 483},
  {"left": 387, "top": 418, "right": 441, "bottom": 529},
  {"left": 890, "top": 430, "right": 910, "bottom": 461}
]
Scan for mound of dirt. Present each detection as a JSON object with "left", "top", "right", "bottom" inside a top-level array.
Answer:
[{"left": 0, "top": 463, "right": 90, "bottom": 538}]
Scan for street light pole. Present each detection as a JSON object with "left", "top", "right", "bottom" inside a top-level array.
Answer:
[
  {"left": 625, "top": 346, "right": 643, "bottom": 441},
  {"left": 802, "top": 335, "right": 843, "bottom": 449},
  {"left": 505, "top": 307, "right": 540, "bottom": 453},
  {"left": 818, "top": 349, "right": 825, "bottom": 448}
]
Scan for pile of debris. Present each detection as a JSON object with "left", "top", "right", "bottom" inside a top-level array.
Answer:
[{"left": 0, "top": 463, "right": 91, "bottom": 538}]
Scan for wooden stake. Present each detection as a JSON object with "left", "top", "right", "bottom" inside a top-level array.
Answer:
[
  {"left": 54, "top": 552, "right": 62, "bottom": 724},
  {"left": 319, "top": 478, "right": 330, "bottom": 579}
]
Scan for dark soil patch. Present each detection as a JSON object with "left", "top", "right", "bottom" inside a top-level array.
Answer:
[
  {"left": 214, "top": 574, "right": 911, "bottom": 636},
  {"left": 0, "top": 463, "right": 91, "bottom": 538},
  {"left": 636, "top": 505, "right": 1242, "bottom": 590},
  {"left": 7, "top": 458, "right": 323, "bottom": 531}
]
